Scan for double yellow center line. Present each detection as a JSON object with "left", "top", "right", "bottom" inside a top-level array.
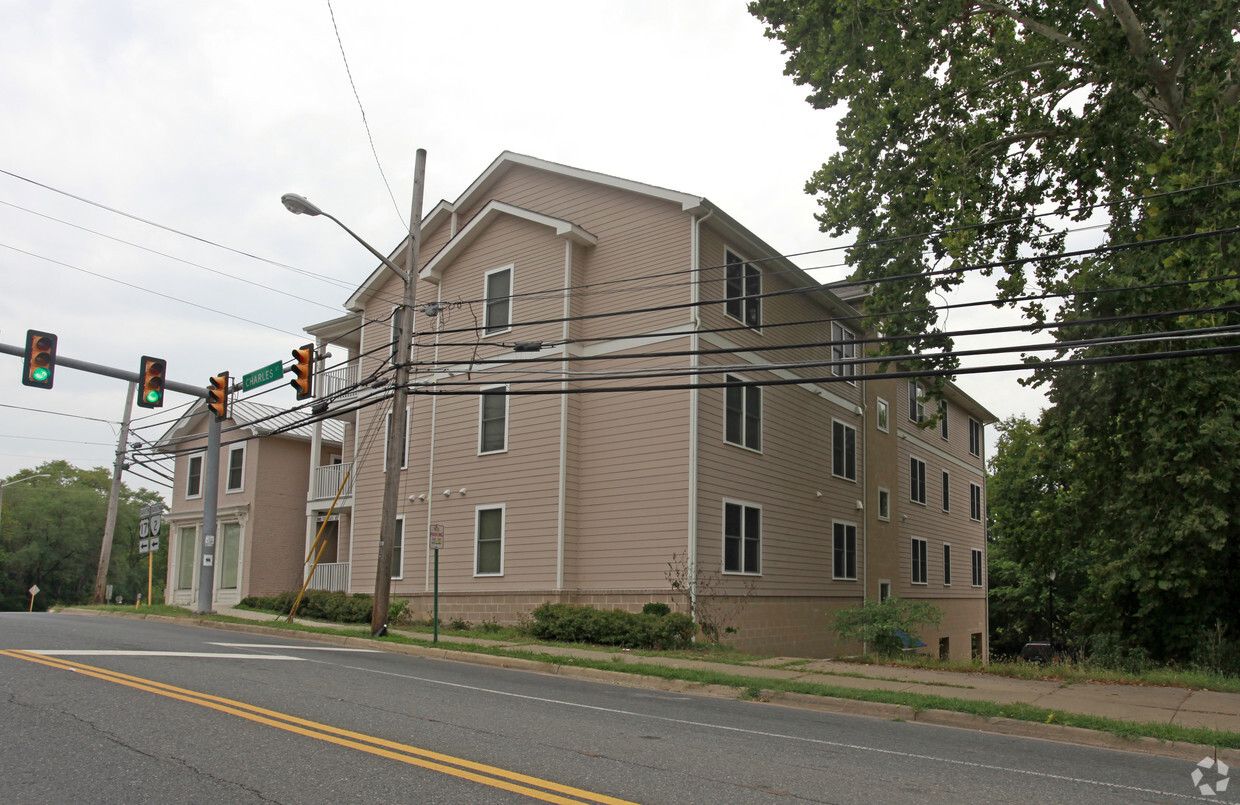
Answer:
[{"left": 1, "top": 649, "right": 639, "bottom": 805}]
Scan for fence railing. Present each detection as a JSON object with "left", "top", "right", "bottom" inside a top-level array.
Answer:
[
  {"left": 307, "top": 562, "right": 349, "bottom": 592},
  {"left": 312, "top": 462, "right": 354, "bottom": 501},
  {"left": 319, "top": 363, "right": 359, "bottom": 400}
]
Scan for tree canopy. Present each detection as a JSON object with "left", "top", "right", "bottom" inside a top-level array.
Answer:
[
  {"left": 752, "top": 1, "right": 1240, "bottom": 659},
  {"left": 0, "top": 461, "right": 165, "bottom": 610}
]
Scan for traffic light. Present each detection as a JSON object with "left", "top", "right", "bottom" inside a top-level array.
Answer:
[
  {"left": 21, "top": 330, "right": 57, "bottom": 389},
  {"left": 207, "top": 372, "right": 230, "bottom": 421},
  {"left": 137, "top": 356, "right": 166, "bottom": 409},
  {"left": 290, "top": 343, "right": 314, "bottom": 400}
]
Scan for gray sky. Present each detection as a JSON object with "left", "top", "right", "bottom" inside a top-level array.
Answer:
[{"left": 0, "top": 1, "right": 1049, "bottom": 496}]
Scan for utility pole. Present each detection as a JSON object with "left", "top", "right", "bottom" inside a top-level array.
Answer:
[
  {"left": 93, "top": 380, "right": 136, "bottom": 603},
  {"left": 373, "top": 148, "right": 426, "bottom": 636}
]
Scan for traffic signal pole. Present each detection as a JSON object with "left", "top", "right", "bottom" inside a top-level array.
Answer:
[{"left": 0, "top": 341, "right": 211, "bottom": 604}]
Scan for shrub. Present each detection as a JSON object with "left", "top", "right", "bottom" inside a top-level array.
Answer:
[
  {"left": 642, "top": 602, "right": 672, "bottom": 617},
  {"left": 528, "top": 603, "right": 694, "bottom": 649},
  {"left": 832, "top": 597, "right": 943, "bottom": 657}
]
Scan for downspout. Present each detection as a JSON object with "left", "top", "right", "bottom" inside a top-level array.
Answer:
[
  {"left": 557, "top": 240, "right": 572, "bottom": 590},
  {"left": 688, "top": 207, "right": 713, "bottom": 623}
]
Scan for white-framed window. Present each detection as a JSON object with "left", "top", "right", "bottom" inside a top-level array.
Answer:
[
  {"left": 969, "top": 417, "right": 983, "bottom": 457},
  {"left": 879, "top": 580, "right": 892, "bottom": 602},
  {"left": 910, "top": 456, "right": 927, "bottom": 505},
  {"left": 384, "top": 408, "right": 409, "bottom": 470},
  {"left": 219, "top": 521, "right": 241, "bottom": 590},
  {"left": 912, "top": 537, "right": 928, "bottom": 585},
  {"left": 475, "top": 505, "right": 505, "bottom": 576},
  {"left": 970, "top": 482, "right": 983, "bottom": 522},
  {"left": 724, "top": 375, "right": 761, "bottom": 451},
  {"left": 833, "top": 521, "right": 857, "bottom": 580},
  {"left": 908, "top": 380, "right": 925, "bottom": 423},
  {"left": 832, "top": 420, "right": 857, "bottom": 481},
  {"left": 479, "top": 386, "right": 509, "bottom": 454},
  {"left": 941, "top": 470, "right": 950, "bottom": 512},
  {"left": 391, "top": 515, "right": 405, "bottom": 580},
  {"left": 943, "top": 543, "right": 952, "bottom": 586},
  {"left": 939, "top": 400, "right": 949, "bottom": 439},
  {"left": 186, "top": 453, "right": 204, "bottom": 499},
  {"left": 876, "top": 398, "right": 889, "bottom": 432},
  {"left": 484, "top": 265, "right": 513, "bottom": 335},
  {"left": 724, "top": 248, "right": 761, "bottom": 329},
  {"left": 176, "top": 525, "right": 197, "bottom": 590},
  {"left": 877, "top": 487, "right": 891, "bottom": 521},
  {"left": 831, "top": 322, "right": 858, "bottom": 379},
  {"left": 971, "top": 548, "right": 984, "bottom": 587},
  {"left": 723, "top": 499, "right": 761, "bottom": 574},
  {"left": 225, "top": 444, "right": 245, "bottom": 493}
]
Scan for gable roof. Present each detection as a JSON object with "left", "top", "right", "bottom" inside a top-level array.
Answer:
[{"left": 154, "top": 400, "right": 344, "bottom": 451}]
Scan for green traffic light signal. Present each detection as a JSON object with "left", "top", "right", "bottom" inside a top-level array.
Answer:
[
  {"left": 31, "top": 365, "right": 50, "bottom": 383},
  {"left": 137, "top": 356, "right": 166, "bottom": 409}
]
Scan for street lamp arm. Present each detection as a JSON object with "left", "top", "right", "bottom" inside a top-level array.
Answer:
[
  {"left": 281, "top": 193, "right": 409, "bottom": 283},
  {"left": 4, "top": 473, "right": 49, "bottom": 487}
]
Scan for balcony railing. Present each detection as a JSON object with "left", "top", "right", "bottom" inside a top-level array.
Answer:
[
  {"left": 312, "top": 462, "right": 354, "bottom": 501},
  {"left": 308, "top": 562, "right": 349, "bottom": 592},
  {"left": 319, "top": 363, "right": 360, "bottom": 401}
]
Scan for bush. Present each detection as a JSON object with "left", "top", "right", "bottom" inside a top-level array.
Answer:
[
  {"left": 239, "top": 590, "right": 376, "bottom": 624},
  {"left": 528, "top": 603, "right": 694, "bottom": 649},
  {"left": 832, "top": 597, "right": 943, "bottom": 657},
  {"left": 642, "top": 602, "right": 672, "bottom": 617},
  {"left": 1082, "top": 633, "right": 1155, "bottom": 674}
]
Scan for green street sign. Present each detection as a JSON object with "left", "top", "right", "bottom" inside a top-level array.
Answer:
[{"left": 242, "top": 361, "right": 283, "bottom": 391}]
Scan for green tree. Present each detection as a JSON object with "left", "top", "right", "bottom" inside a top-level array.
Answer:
[
  {"left": 833, "top": 597, "right": 943, "bottom": 657},
  {"left": 0, "top": 461, "right": 165, "bottom": 610},
  {"left": 752, "top": 1, "right": 1240, "bottom": 660}
]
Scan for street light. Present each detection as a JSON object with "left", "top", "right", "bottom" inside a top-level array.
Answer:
[
  {"left": 0, "top": 473, "right": 50, "bottom": 528},
  {"left": 1047, "top": 569, "right": 1057, "bottom": 642},
  {"left": 281, "top": 149, "right": 426, "bottom": 637}
]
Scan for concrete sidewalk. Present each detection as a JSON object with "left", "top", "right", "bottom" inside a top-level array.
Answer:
[{"left": 206, "top": 605, "right": 1240, "bottom": 737}]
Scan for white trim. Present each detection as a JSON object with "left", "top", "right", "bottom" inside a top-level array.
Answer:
[
  {"left": 830, "top": 321, "right": 859, "bottom": 383},
  {"left": 969, "top": 481, "right": 984, "bottom": 522},
  {"left": 225, "top": 443, "right": 246, "bottom": 494},
  {"left": 941, "top": 469, "right": 951, "bottom": 513},
  {"left": 942, "top": 542, "right": 953, "bottom": 587},
  {"left": 699, "top": 331, "right": 863, "bottom": 415},
  {"left": 876, "top": 397, "right": 889, "bottom": 433},
  {"left": 911, "top": 537, "right": 928, "bottom": 585},
  {"left": 968, "top": 416, "right": 983, "bottom": 457},
  {"left": 897, "top": 429, "right": 987, "bottom": 477},
  {"left": 877, "top": 487, "right": 891, "bottom": 522},
  {"left": 723, "top": 247, "right": 762, "bottom": 332},
  {"left": 391, "top": 515, "right": 405, "bottom": 581},
  {"left": 557, "top": 240, "right": 571, "bottom": 590},
  {"left": 216, "top": 520, "right": 244, "bottom": 597},
  {"left": 185, "top": 452, "right": 205, "bottom": 500},
  {"left": 831, "top": 519, "right": 859, "bottom": 581},
  {"left": 478, "top": 384, "right": 510, "bottom": 455},
  {"left": 831, "top": 418, "right": 858, "bottom": 482},
  {"left": 939, "top": 399, "right": 950, "bottom": 440},
  {"left": 909, "top": 455, "right": 927, "bottom": 505},
  {"left": 722, "top": 373, "right": 762, "bottom": 453},
  {"left": 971, "top": 547, "right": 985, "bottom": 588},
  {"left": 474, "top": 504, "right": 505, "bottom": 577}
]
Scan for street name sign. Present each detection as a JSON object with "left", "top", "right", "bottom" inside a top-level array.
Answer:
[{"left": 243, "top": 361, "right": 284, "bottom": 391}]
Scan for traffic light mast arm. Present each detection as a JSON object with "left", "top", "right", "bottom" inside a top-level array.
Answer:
[{"left": 0, "top": 341, "right": 207, "bottom": 398}]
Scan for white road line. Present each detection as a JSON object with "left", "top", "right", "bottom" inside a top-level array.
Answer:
[
  {"left": 207, "top": 643, "right": 379, "bottom": 653},
  {"left": 24, "top": 650, "right": 303, "bottom": 660}
]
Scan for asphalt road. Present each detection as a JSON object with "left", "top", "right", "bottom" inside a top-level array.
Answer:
[{"left": 1, "top": 613, "right": 1232, "bottom": 804}]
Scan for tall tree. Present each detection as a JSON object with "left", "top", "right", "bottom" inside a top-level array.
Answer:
[{"left": 751, "top": 1, "right": 1239, "bottom": 658}]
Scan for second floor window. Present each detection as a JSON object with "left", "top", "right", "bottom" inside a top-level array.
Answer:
[
  {"left": 831, "top": 322, "right": 857, "bottom": 378},
  {"left": 186, "top": 454, "right": 203, "bottom": 499},
  {"left": 226, "top": 445, "right": 245, "bottom": 492},
  {"left": 724, "top": 249, "right": 761, "bottom": 329},
  {"left": 480, "top": 387, "right": 508, "bottom": 454},
  {"left": 832, "top": 420, "right": 856, "bottom": 481},
  {"left": 485, "top": 266, "right": 512, "bottom": 334},
  {"left": 724, "top": 375, "right": 761, "bottom": 451}
]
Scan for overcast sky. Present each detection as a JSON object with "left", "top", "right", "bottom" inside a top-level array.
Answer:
[{"left": 0, "top": 1, "right": 1051, "bottom": 497}]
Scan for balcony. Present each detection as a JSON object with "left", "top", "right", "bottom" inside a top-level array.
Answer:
[
  {"left": 312, "top": 462, "right": 354, "bottom": 502},
  {"left": 319, "top": 363, "right": 360, "bottom": 401},
  {"left": 307, "top": 562, "right": 349, "bottom": 592}
]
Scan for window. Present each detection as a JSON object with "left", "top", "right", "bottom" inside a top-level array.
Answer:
[
  {"left": 724, "top": 249, "right": 761, "bottom": 328},
  {"left": 831, "top": 322, "right": 857, "bottom": 379},
  {"left": 971, "top": 548, "right": 984, "bottom": 587},
  {"left": 226, "top": 445, "right": 245, "bottom": 493},
  {"left": 910, "top": 457, "right": 927, "bottom": 504},
  {"left": 912, "top": 537, "right": 928, "bottom": 584},
  {"left": 969, "top": 417, "right": 982, "bottom": 457},
  {"left": 833, "top": 521, "right": 857, "bottom": 580},
  {"left": 943, "top": 543, "right": 952, "bottom": 586},
  {"left": 723, "top": 500, "right": 761, "bottom": 574},
  {"left": 176, "top": 526, "right": 196, "bottom": 590},
  {"left": 219, "top": 522, "right": 240, "bottom": 590},
  {"left": 185, "top": 454, "right": 204, "bottom": 499},
  {"left": 724, "top": 375, "right": 761, "bottom": 451},
  {"left": 391, "top": 516, "right": 405, "bottom": 580},
  {"left": 484, "top": 265, "right": 513, "bottom": 335},
  {"left": 876, "top": 398, "right": 889, "bottom": 432},
  {"left": 384, "top": 409, "right": 409, "bottom": 470},
  {"left": 475, "top": 506, "right": 504, "bottom": 575},
  {"left": 941, "top": 471, "right": 950, "bottom": 512},
  {"left": 877, "top": 487, "right": 891, "bottom": 521},
  {"left": 970, "top": 483, "right": 983, "bottom": 522},
  {"left": 908, "top": 381, "right": 925, "bottom": 423},
  {"left": 479, "top": 386, "right": 508, "bottom": 454},
  {"left": 939, "top": 400, "right": 949, "bottom": 439},
  {"left": 879, "top": 580, "right": 891, "bottom": 602},
  {"left": 832, "top": 420, "right": 857, "bottom": 480}
]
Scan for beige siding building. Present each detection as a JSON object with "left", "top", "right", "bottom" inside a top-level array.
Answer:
[{"left": 292, "top": 153, "right": 999, "bottom": 659}]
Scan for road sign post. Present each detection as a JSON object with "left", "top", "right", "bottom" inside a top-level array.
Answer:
[
  {"left": 28, "top": 584, "right": 39, "bottom": 612},
  {"left": 430, "top": 524, "right": 444, "bottom": 643}
]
